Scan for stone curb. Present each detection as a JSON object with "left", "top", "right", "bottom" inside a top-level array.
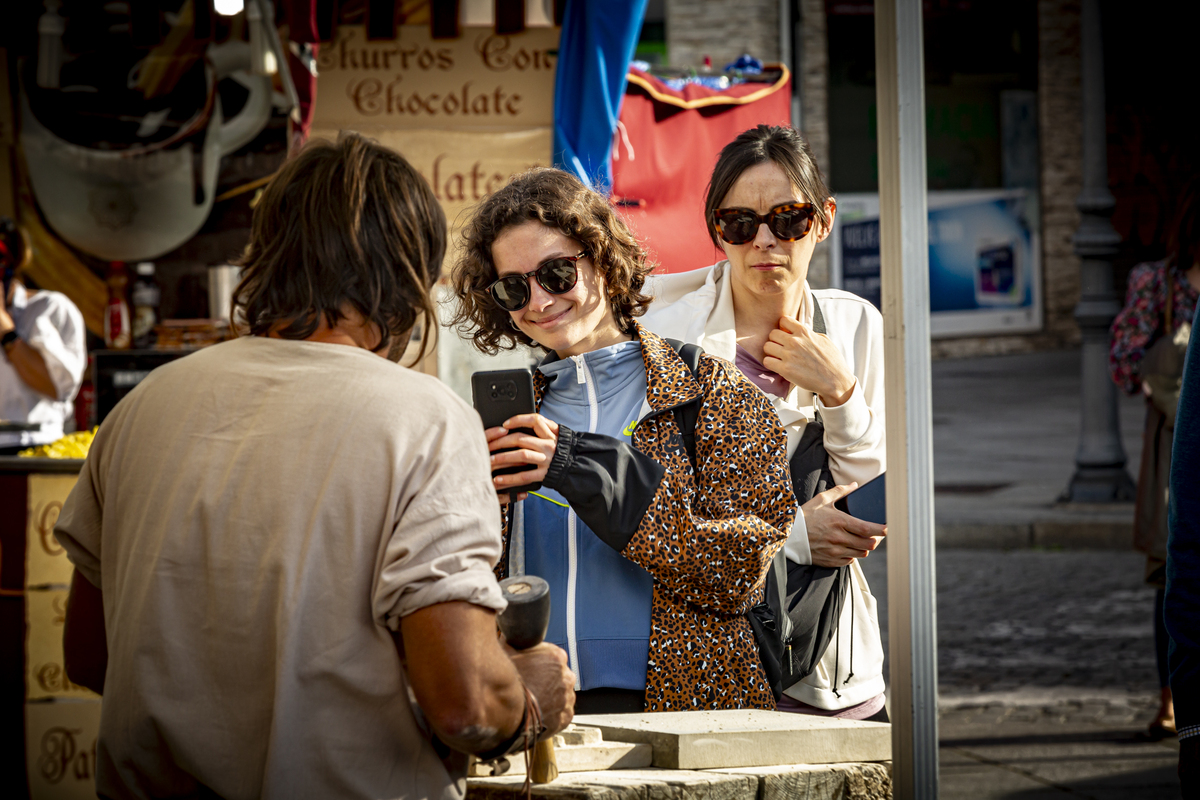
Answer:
[
  {"left": 935, "top": 518, "right": 1133, "bottom": 550},
  {"left": 937, "top": 689, "right": 1157, "bottom": 710}
]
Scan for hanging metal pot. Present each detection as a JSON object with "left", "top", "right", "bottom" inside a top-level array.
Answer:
[{"left": 20, "top": 40, "right": 272, "bottom": 262}]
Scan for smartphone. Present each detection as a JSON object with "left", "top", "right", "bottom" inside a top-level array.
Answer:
[
  {"left": 471, "top": 368, "right": 542, "bottom": 495},
  {"left": 838, "top": 472, "right": 886, "bottom": 525}
]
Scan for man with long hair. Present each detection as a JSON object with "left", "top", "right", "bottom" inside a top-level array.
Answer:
[{"left": 55, "top": 134, "right": 574, "bottom": 799}]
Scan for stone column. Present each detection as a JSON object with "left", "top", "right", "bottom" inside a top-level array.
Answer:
[
  {"left": 1062, "top": 0, "right": 1135, "bottom": 503},
  {"left": 1038, "top": 0, "right": 1084, "bottom": 348}
]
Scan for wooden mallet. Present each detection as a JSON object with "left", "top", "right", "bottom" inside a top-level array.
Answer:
[{"left": 497, "top": 575, "right": 558, "bottom": 783}]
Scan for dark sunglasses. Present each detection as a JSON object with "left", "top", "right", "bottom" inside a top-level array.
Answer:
[
  {"left": 487, "top": 252, "right": 586, "bottom": 312},
  {"left": 712, "top": 202, "right": 818, "bottom": 245}
]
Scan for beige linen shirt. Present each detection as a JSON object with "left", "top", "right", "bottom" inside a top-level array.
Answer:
[{"left": 55, "top": 336, "right": 505, "bottom": 800}]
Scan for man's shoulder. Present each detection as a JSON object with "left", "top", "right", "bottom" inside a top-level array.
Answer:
[{"left": 140, "top": 339, "right": 476, "bottom": 419}]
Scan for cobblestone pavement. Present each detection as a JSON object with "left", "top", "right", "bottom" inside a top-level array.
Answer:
[{"left": 859, "top": 548, "right": 1181, "bottom": 798}]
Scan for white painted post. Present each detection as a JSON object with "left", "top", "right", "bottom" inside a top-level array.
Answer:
[{"left": 874, "top": 1, "right": 939, "bottom": 798}]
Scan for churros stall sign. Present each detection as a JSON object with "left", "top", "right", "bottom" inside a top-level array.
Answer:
[{"left": 313, "top": 25, "right": 558, "bottom": 131}]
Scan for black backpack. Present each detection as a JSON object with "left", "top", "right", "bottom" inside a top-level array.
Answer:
[{"left": 665, "top": 299, "right": 851, "bottom": 702}]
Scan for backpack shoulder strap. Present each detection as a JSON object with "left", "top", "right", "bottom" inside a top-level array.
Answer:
[
  {"left": 811, "top": 294, "right": 827, "bottom": 335},
  {"left": 665, "top": 338, "right": 704, "bottom": 470},
  {"left": 809, "top": 294, "right": 827, "bottom": 426}
]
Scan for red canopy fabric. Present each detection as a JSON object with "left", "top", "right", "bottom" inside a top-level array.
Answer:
[{"left": 611, "top": 67, "right": 793, "bottom": 274}]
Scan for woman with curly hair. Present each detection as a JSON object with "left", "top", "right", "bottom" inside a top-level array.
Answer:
[{"left": 450, "top": 167, "right": 798, "bottom": 714}]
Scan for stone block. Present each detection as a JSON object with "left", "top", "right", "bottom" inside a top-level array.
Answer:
[
  {"left": 469, "top": 735, "right": 652, "bottom": 778},
  {"left": 574, "top": 710, "right": 891, "bottom": 770},
  {"left": 556, "top": 724, "right": 603, "bottom": 746},
  {"left": 715, "top": 762, "right": 893, "bottom": 800},
  {"left": 468, "top": 768, "right": 758, "bottom": 799}
]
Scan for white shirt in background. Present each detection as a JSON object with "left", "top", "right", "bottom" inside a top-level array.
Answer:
[{"left": 0, "top": 283, "right": 87, "bottom": 447}]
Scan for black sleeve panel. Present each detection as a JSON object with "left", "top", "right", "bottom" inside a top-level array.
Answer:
[{"left": 542, "top": 425, "right": 667, "bottom": 553}]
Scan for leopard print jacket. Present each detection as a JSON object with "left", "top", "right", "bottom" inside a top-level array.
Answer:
[{"left": 497, "top": 324, "right": 797, "bottom": 711}]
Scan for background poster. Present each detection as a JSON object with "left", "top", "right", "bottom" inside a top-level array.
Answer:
[{"left": 830, "top": 189, "right": 1043, "bottom": 338}]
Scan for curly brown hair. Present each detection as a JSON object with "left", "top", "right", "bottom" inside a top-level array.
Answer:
[{"left": 449, "top": 168, "right": 654, "bottom": 355}]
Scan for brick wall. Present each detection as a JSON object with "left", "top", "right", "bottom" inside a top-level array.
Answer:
[
  {"left": 799, "top": 0, "right": 832, "bottom": 288},
  {"left": 665, "top": 0, "right": 780, "bottom": 69},
  {"left": 932, "top": 0, "right": 1082, "bottom": 357},
  {"left": 1035, "top": 0, "right": 1082, "bottom": 348}
]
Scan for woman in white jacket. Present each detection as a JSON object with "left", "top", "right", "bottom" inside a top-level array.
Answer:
[{"left": 640, "top": 124, "right": 888, "bottom": 720}]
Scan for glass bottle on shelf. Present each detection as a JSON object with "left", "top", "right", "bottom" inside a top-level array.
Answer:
[
  {"left": 131, "top": 261, "right": 160, "bottom": 349},
  {"left": 104, "top": 261, "right": 131, "bottom": 350}
]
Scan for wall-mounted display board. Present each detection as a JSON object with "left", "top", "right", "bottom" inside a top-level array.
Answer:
[{"left": 830, "top": 189, "right": 1043, "bottom": 338}]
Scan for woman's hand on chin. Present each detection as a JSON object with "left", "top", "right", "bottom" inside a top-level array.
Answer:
[
  {"left": 485, "top": 413, "right": 560, "bottom": 505},
  {"left": 763, "top": 314, "right": 857, "bottom": 407}
]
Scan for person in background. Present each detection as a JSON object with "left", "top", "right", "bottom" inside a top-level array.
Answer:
[
  {"left": 640, "top": 124, "right": 888, "bottom": 721},
  {"left": 0, "top": 217, "right": 86, "bottom": 454},
  {"left": 55, "top": 134, "right": 574, "bottom": 800},
  {"left": 450, "top": 167, "right": 797, "bottom": 714},
  {"left": 1109, "top": 180, "right": 1199, "bottom": 739},
  {"left": 1166, "top": 313, "right": 1200, "bottom": 794}
]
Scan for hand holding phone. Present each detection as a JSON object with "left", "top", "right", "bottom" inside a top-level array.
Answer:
[
  {"left": 838, "top": 472, "right": 886, "bottom": 525},
  {"left": 803, "top": 474, "right": 887, "bottom": 568},
  {"left": 472, "top": 369, "right": 549, "bottom": 498},
  {"left": 485, "top": 414, "right": 559, "bottom": 502}
]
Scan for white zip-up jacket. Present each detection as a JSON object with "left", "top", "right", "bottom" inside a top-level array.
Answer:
[{"left": 641, "top": 261, "right": 886, "bottom": 710}]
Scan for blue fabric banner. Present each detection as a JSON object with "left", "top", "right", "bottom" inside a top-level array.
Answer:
[{"left": 552, "top": 0, "right": 649, "bottom": 192}]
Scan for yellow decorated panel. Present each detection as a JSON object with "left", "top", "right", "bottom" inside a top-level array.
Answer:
[
  {"left": 25, "top": 700, "right": 102, "bottom": 800},
  {"left": 26, "top": 473, "right": 80, "bottom": 588},
  {"left": 26, "top": 589, "right": 98, "bottom": 701}
]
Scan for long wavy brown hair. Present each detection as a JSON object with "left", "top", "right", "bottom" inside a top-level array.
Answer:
[
  {"left": 233, "top": 132, "right": 446, "bottom": 364},
  {"left": 449, "top": 168, "right": 654, "bottom": 355}
]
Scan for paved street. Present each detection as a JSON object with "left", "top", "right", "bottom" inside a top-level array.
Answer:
[
  {"left": 900, "top": 348, "right": 1185, "bottom": 796},
  {"left": 931, "top": 349, "right": 1146, "bottom": 547},
  {"left": 860, "top": 548, "right": 1181, "bottom": 798}
]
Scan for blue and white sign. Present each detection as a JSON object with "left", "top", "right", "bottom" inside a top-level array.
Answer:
[{"left": 829, "top": 189, "right": 1042, "bottom": 338}]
